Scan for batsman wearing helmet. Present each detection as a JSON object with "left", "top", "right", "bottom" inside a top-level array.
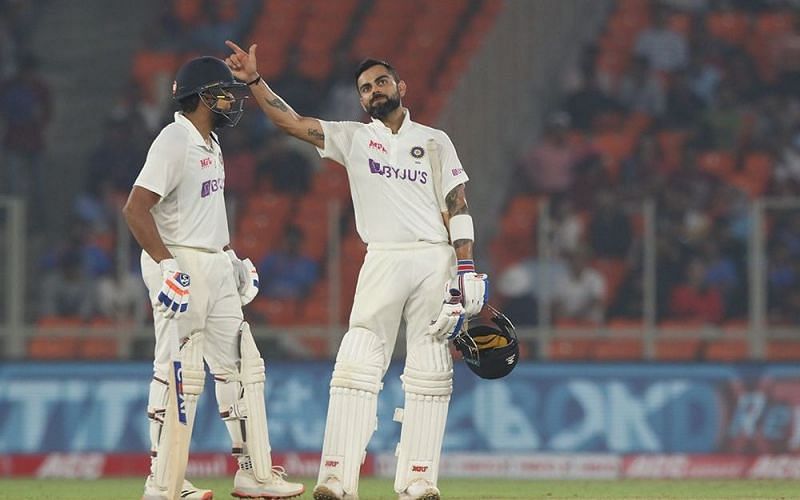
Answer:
[
  {"left": 225, "top": 41, "right": 489, "bottom": 500},
  {"left": 123, "top": 56, "right": 304, "bottom": 500}
]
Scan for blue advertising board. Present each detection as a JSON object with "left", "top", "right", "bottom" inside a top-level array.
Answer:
[{"left": 1, "top": 362, "right": 798, "bottom": 454}]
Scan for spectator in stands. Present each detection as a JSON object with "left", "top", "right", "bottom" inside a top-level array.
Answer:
[
  {"left": 686, "top": 48, "right": 722, "bottom": 106},
  {"left": 0, "top": 53, "right": 51, "bottom": 204},
  {"left": 619, "top": 133, "right": 670, "bottom": 191},
  {"left": 617, "top": 55, "right": 666, "bottom": 116},
  {"left": 518, "top": 112, "right": 581, "bottom": 194},
  {"left": 255, "top": 136, "right": 314, "bottom": 195},
  {"left": 497, "top": 253, "right": 569, "bottom": 327},
  {"left": 86, "top": 117, "right": 147, "bottom": 196},
  {"left": 564, "top": 71, "right": 623, "bottom": 131},
  {"left": 767, "top": 243, "right": 800, "bottom": 324},
  {"left": 588, "top": 189, "right": 632, "bottom": 258},
  {"left": 96, "top": 251, "right": 148, "bottom": 323},
  {"left": 496, "top": 260, "right": 538, "bottom": 326},
  {"left": 634, "top": 6, "right": 689, "bottom": 73},
  {"left": 552, "top": 245, "right": 607, "bottom": 325},
  {"left": 561, "top": 44, "right": 613, "bottom": 96},
  {"left": 668, "top": 256, "right": 724, "bottom": 324},
  {"left": 39, "top": 249, "right": 98, "bottom": 321},
  {"left": 321, "top": 50, "right": 365, "bottom": 122},
  {"left": 257, "top": 224, "right": 319, "bottom": 299},
  {"left": 549, "top": 195, "right": 584, "bottom": 255},
  {"left": 701, "top": 239, "right": 741, "bottom": 317},
  {"left": 702, "top": 81, "right": 749, "bottom": 150},
  {"left": 774, "top": 125, "right": 800, "bottom": 187},
  {"left": 663, "top": 69, "right": 706, "bottom": 128}
]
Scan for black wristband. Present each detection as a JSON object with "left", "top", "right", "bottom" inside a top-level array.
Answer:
[{"left": 246, "top": 75, "right": 262, "bottom": 86}]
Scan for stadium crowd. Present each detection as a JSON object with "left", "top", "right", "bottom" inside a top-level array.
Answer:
[
  {"left": 498, "top": 0, "right": 800, "bottom": 330},
  {"left": 8, "top": 0, "right": 800, "bottom": 353}
]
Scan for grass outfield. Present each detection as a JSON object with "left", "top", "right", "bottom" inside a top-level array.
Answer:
[{"left": 0, "top": 478, "right": 797, "bottom": 499}]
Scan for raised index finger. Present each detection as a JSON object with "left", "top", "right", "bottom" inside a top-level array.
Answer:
[{"left": 225, "top": 40, "right": 247, "bottom": 55}]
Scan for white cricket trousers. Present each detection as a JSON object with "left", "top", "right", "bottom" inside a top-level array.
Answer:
[
  {"left": 141, "top": 247, "right": 243, "bottom": 381},
  {"left": 350, "top": 241, "right": 456, "bottom": 367}
]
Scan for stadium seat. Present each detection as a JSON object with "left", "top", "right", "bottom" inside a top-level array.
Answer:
[
  {"left": 607, "top": 318, "right": 643, "bottom": 334},
  {"left": 707, "top": 11, "right": 751, "bottom": 46},
  {"left": 311, "top": 162, "right": 350, "bottom": 202},
  {"left": 245, "top": 194, "right": 293, "bottom": 220},
  {"left": 667, "top": 12, "right": 692, "bottom": 36},
  {"left": 704, "top": 339, "right": 749, "bottom": 362},
  {"left": 591, "top": 132, "right": 637, "bottom": 179},
  {"left": 754, "top": 11, "right": 795, "bottom": 38},
  {"left": 697, "top": 151, "right": 735, "bottom": 178},
  {"left": 250, "top": 298, "right": 300, "bottom": 326},
  {"left": 593, "top": 339, "right": 642, "bottom": 361},
  {"left": 79, "top": 337, "right": 119, "bottom": 359},
  {"left": 766, "top": 341, "right": 800, "bottom": 361},
  {"left": 28, "top": 336, "right": 79, "bottom": 359},
  {"left": 549, "top": 339, "right": 594, "bottom": 361},
  {"left": 744, "top": 151, "right": 773, "bottom": 175},
  {"left": 654, "top": 338, "right": 702, "bottom": 361}
]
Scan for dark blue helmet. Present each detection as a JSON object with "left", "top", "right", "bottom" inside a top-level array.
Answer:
[
  {"left": 172, "top": 56, "right": 247, "bottom": 127},
  {"left": 453, "top": 305, "right": 519, "bottom": 379}
]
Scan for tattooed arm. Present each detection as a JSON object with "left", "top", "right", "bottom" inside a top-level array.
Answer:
[
  {"left": 225, "top": 41, "right": 325, "bottom": 148},
  {"left": 445, "top": 183, "right": 473, "bottom": 261}
]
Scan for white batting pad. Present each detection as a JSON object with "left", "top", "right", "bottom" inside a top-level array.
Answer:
[
  {"left": 239, "top": 322, "right": 273, "bottom": 481},
  {"left": 318, "top": 327, "right": 385, "bottom": 496},
  {"left": 154, "top": 332, "right": 205, "bottom": 493},
  {"left": 393, "top": 367, "right": 453, "bottom": 493}
]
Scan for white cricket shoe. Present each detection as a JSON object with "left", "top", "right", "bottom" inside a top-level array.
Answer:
[
  {"left": 232, "top": 466, "right": 305, "bottom": 499},
  {"left": 312, "top": 476, "right": 349, "bottom": 500},
  {"left": 142, "top": 475, "right": 213, "bottom": 500},
  {"left": 398, "top": 479, "right": 440, "bottom": 500}
]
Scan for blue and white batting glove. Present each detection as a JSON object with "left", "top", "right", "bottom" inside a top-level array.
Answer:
[
  {"left": 448, "top": 259, "right": 488, "bottom": 317},
  {"left": 155, "top": 258, "right": 190, "bottom": 319},
  {"left": 226, "top": 249, "right": 259, "bottom": 306},
  {"left": 428, "top": 289, "right": 466, "bottom": 340}
]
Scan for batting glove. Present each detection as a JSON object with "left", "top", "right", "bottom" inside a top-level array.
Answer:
[
  {"left": 448, "top": 259, "right": 489, "bottom": 317},
  {"left": 155, "top": 258, "right": 190, "bottom": 319},
  {"left": 428, "top": 289, "right": 466, "bottom": 340},
  {"left": 226, "top": 249, "right": 259, "bottom": 306}
]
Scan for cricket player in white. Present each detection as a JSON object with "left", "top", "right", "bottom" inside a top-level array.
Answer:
[
  {"left": 123, "top": 56, "right": 304, "bottom": 500},
  {"left": 225, "top": 42, "right": 489, "bottom": 500}
]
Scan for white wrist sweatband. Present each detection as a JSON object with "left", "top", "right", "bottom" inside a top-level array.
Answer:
[{"left": 448, "top": 214, "right": 474, "bottom": 243}]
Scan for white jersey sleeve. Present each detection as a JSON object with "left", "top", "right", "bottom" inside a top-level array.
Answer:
[
  {"left": 436, "top": 131, "right": 470, "bottom": 201},
  {"left": 316, "top": 120, "right": 364, "bottom": 167},
  {"left": 134, "top": 127, "right": 185, "bottom": 198}
]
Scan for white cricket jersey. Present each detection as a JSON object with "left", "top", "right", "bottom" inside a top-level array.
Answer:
[
  {"left": 134, "top": 112, "right": 230, "bottom": 252},
  {"left": 317, "top": 110, "right": 469, "bottom": 244}
]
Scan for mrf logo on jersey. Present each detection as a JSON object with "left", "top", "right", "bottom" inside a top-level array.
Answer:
[
  {"left": 368, "top": 158, "right": 428, "bottom": 184},
  {"left": 201, "top": 178, "right": 225, "bottom": 197},
  {"left": 368, "top": 140, "right": 387, "bottom": 154}
]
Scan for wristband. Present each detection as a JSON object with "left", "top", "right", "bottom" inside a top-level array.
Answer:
[
  {"left": 456, "top": 259, "right": 475, "bottom": 275},
  {"left": 246, "top": 75, "right": 262, "bottom": 86},
  {"left": 449, "top": 214, "right": 474, "bottom": 243}
]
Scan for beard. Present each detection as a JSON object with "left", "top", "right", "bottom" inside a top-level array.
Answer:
[{"left": 367, "top": 93, "right": 401, "bottom": 119}]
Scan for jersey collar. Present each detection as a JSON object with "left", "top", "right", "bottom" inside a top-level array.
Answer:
[
  {"left": 174, "top": 112, "right": 217, "bottom": 150},
  {"left": 370, "top": 108, "right": 413, "bottom": 135}
]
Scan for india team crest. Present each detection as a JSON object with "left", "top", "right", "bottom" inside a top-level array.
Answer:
[{"left": 410, "top": 146, "right": 425, "bottom": 159}]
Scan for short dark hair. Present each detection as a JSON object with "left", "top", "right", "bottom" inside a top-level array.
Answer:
[
  {"left": 354, "top": 58, "right": 400, "bottom": 86},
  {"left": 178, "top": 94, "right": 200, "bottom": 113}
]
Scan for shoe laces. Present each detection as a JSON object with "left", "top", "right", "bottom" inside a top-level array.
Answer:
[{"left": 270, "top": 465, "right": 288, "bottom": 483}]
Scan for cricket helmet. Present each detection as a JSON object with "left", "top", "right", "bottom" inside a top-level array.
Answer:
[
  {"left": 453, "top": 304, "right": 519, "bottom": 379},
  {"left": 172, "top": 56, "right": 247, "bottom": 127}
]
